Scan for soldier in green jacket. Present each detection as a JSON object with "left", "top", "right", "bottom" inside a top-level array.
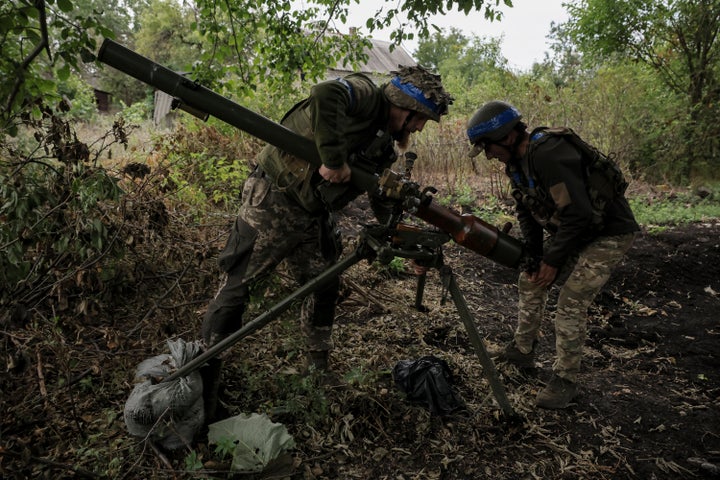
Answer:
[
  {"left": 466, "top": 100, "right": 639, "bottom": 409},
  {"left": 201, "top": 66, "right": 453, "bottom": 375}
]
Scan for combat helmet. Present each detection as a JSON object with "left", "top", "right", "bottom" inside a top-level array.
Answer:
[
  {"left": 384, "top": 65, "right": 453, "bottom": 122},
  {"left": 466, "top": 101, "right": 522, "bottom": 157}
]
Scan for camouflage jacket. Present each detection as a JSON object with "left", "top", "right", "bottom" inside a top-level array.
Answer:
[
  {"left": 257, "top": 73, "right": 397, "bottom": 215},
  {"left": 507, "top": 129, "right": 639, "bottom": 267}
]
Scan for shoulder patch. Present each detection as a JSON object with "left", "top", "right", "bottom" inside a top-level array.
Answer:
[{"left": 335, "top": 77, "right": 355, "bottom": 110}]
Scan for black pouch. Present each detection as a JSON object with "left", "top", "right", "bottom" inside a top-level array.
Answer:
[{"left": 392, "top": 355, "right": 466, "bottom": 415}]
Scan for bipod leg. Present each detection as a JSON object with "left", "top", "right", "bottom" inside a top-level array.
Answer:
[
  {"left": 163, "top": 246, "right": 369, "bottom": 384},
  {"left": 440, "top": 267, "right": 517, "bottom": 419}
]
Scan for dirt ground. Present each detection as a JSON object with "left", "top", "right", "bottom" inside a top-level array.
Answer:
[
  {"left": 440, "top": 220, "right": 720, "bottom": 479},
  {"left": 1, "top": 198, "right": 719, "bottom": 479}
]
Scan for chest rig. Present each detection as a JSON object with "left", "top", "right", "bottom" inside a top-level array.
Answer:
[{"left": 509, "top": 127, "right": 629, "bottom": 233}]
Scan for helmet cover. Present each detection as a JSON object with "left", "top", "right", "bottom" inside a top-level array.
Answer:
[{"left": 384, "top": 65, "right": 453, "bottom": 122}]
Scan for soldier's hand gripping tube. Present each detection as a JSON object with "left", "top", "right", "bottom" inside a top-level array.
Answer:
[{"left": 97, "top": 39, "right": 527, "bottom": 270}]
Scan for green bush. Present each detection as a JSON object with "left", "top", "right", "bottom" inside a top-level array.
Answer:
[
  {"left": 156, "top": 123, "right": 254, "bottom": 210},
  {"left": 56, "top": 73, "right": 98, "bottom": 122},
  {"left": 425, "top": 57, "right": 686, "bottom": 186},
  {"left": 118, "top": 97, "right": 153, "bottom": 124},
  {"left": 436, "top": 181, "right": 477, "bottom": 210},
  {"left": 0, "top": 112, "right": 124, "bottom": 305}
]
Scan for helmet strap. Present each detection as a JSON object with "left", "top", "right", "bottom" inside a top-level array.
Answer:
[
  {"left": 491, "top": 132, "right": 517, "bottom": 159},
  {"left": 504, "top": 127, "right": 527, "bottom": 161},
  {"left": 392, "top": 110, "right": 416, "bottom": 142},
  {"left": 402, "top": 111, "right": 416, "bottom": 129}
]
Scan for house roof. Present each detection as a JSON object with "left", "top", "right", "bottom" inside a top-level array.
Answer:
[{"left": 333, "top": 38, "right": 416, "bottom": 75}]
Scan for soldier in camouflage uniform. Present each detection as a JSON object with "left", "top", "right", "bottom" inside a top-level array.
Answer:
[
  {"left": 201, "top": 66, "right": 453, "bottom": 378},
  {"left": 466, "top": 101, "right": 639, "bottom": 409}
]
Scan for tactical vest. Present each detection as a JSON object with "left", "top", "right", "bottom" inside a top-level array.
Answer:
[{"left": 512, "top": 127, "right": 629, "bottom": 232}]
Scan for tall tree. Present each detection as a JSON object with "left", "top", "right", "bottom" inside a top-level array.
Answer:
[
  {"left": 182, "top": 0, "right": 508, "bottom": 97},
  {"left": 415, "top": 28, "right": 508, "bottom": 112},
  {"left": 560, "top": 0, "right": 720, "bottom": 180},
  {"left": 415, "top": 27, "right": 472, "bottom": 71},
  {"left": 134, "top": 0, "right": 202, "bottom": 70}
]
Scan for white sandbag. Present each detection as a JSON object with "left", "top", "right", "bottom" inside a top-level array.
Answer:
[{"left": 124, "top": 338, "right": 205, "bottom": 450}]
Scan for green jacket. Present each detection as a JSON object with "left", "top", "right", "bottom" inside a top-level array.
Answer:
[
  {"left": 257, "top": 73, "right": 397, "bottom": 214},
  {"left": 508, "top": 130, "right": 639, "bottom": 267}
]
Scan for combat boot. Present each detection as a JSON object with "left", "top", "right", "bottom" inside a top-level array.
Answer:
[
  {"left": 491, "top": 340, "right": 536, "bottom": 368},
  {"left": 535, "top": 374, "right": 578, "bottom": 409}
]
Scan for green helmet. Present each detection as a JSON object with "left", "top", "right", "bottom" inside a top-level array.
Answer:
[
  {"left": 384, "top": 65, "right": 453, "bottom": 122},
  {"left": 466, "top": 101, "right": 522, "bottom": 157}
]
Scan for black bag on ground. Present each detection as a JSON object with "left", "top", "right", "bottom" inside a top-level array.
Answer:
[{"left": 392, "top": 355, "right": 466, "bottom": 415}]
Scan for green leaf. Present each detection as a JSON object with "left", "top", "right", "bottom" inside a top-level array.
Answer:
[
  {"left": 57, "top": 64, "right": 71, "bottom": 81},
  {"left": 98, "top": 26, "right": 115, "bottom": 39},
  {"left": 0, "top": 16, "right": 13, "bottom": 35},
  {"left": 208, "top": 413, "right": 295, "bottom": 473},
  {"left": 57, "top": 0, "right": 73, "bottom": 13},
  {"left": 22, "top": 6, "right": 40, "bottom": 19}
]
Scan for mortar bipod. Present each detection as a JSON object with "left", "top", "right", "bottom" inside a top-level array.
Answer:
[
  {"left": 365, "top": 227, "right": 517, "bottom": 419},
  {"left": 344, "top": 224, "right": 517, "bottom": 418}
]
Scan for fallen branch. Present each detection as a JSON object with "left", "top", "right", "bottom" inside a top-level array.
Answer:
[
  {"left": 342, "top": 277, "right": 389, "bottom": 312},
  {"left": 148, "top": 440, "right": 176, "bottom": 476}
]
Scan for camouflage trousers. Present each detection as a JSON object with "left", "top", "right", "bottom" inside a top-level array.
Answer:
[
  {"left": 514, "top": 233, "right": 636, "bottom": 382},
  {"left": 201, "top": 172, "right": 340, "bottom": 353}
]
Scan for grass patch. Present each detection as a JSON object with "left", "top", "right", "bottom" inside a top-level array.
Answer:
[{"left": 629, "top": 191, "right": 720, "bottom": 230}]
